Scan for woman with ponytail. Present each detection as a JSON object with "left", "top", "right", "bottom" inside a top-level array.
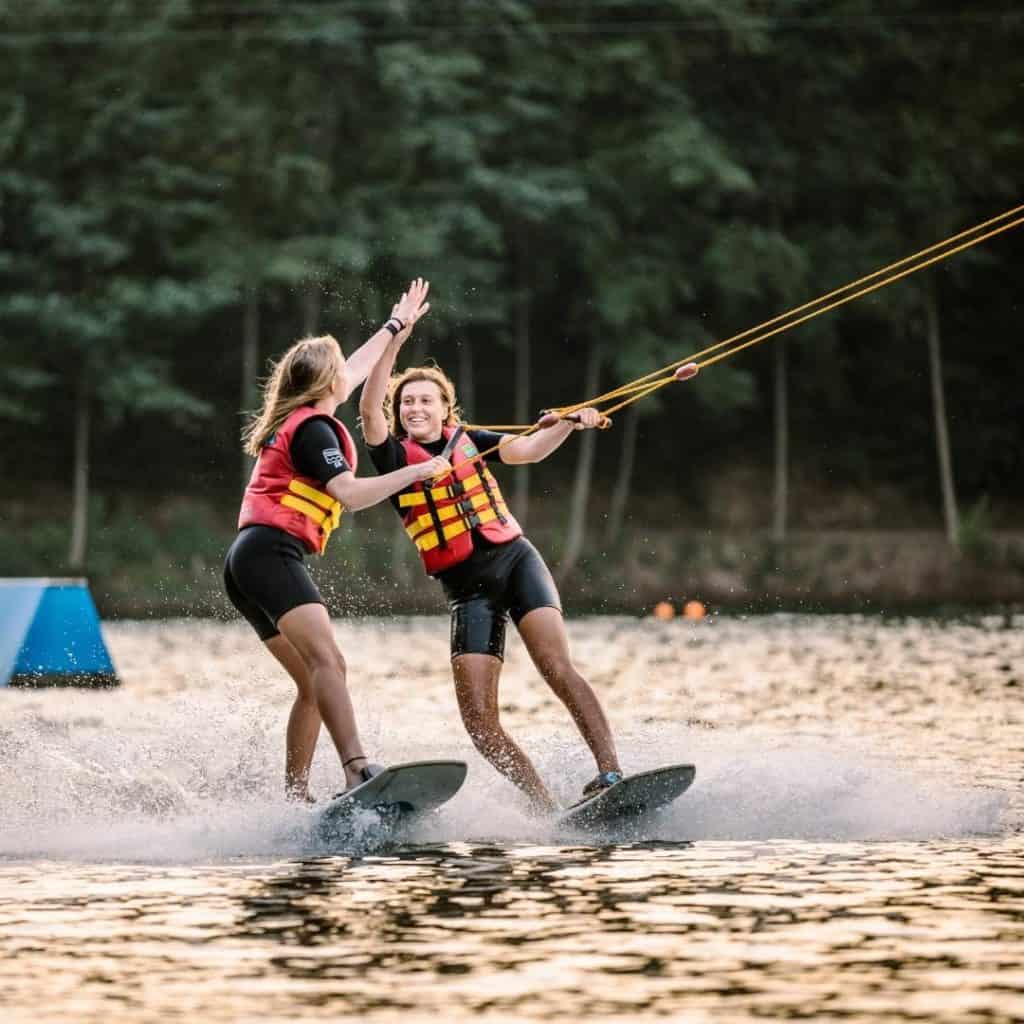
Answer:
[{"left": 225, "top": 279, "right": 451, "bottom": 802}]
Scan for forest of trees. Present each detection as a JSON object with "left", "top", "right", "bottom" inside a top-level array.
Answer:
[{"left": 1, "top": 1, "right": 1022, "bottom": 611}]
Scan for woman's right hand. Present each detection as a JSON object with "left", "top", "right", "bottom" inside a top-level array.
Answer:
[{"left": 415, "top": 455, "right": 452, "bottom": 482}]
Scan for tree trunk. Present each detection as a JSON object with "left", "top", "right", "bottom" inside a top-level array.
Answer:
[
  {"left": 241, "top": 283, "right": 260, "bottom": 489},
  {"left": 773, "top": 337, "right": 788, "bottom": 543},
  {"left": 68, "top": 365, "right": 91, "bottom": 570},
  {"left": 513, "top": 285, "right": 530, "bottom": 527},
  {"left": 604, "top": 402, "right": 639, "bottom": 545},
  {"left": 557, "top": 340, "right": 602, "bottom": 582},
  {"left": 925, "top": 285, "right": 959, "bottom": 546}
]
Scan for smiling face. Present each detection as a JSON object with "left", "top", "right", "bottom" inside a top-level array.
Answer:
[
  {"left": 397, "top": 376, "right": 454, "bottom": 440},
  {"left": 398, "top": 379, "right": 449, "bottom": 443},
  {"left": 386, "top": 365, "right": 460, "bottom": 441}
]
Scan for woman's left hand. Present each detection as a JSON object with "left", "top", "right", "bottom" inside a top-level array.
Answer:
[
  {"left": 390, "top": 278, "right": 431, "bottom": 338},
  {"left": 536, "top": 407, "right": 609, "bottom": 430},
  {"left": 571, "top": 407, "right": 603, "bottom": 430}
]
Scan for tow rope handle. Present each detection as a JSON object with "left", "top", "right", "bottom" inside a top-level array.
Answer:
[
  {"left": 537, "top": 410, "right": 613, "bottom": 430},
  {"left": 426, "top": 424, "right": 467, "bottom": 486},
  {"left": 439, "top": 424, "right": 467, "bottom": 461}
]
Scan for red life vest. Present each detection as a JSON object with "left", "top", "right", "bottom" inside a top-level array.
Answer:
[
  {"left": 398, "top": 425, "right": 522, "bottom": 575},
  {"left": 238, "top": 406, "right": 358, "bottom": 555}
]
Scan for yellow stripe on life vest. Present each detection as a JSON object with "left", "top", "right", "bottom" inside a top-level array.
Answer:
[
  {"left": 282, "top": 493, "right": 334, "bottom": 525},
  {"left": 398, "top": 472, "right": 484, "bottom": 508},
  {"left": 279, "top": 480, "right": 344, "bottom": 554},
  {"left": 403, "top": 491, "right": 492, "bottom": 538},
  {"left": 412, "top": 503, "right": 511, "bottom": 552},
  {"left": 413, "top": 507, "right": 498, "bottom": 552},
  {"left": 288, "top": 478, "right": 337, "bottom": 512}
]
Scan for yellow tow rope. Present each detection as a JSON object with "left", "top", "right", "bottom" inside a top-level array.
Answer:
[{"left": 465, "top": 202, "right": 1023, "bottom": 463}]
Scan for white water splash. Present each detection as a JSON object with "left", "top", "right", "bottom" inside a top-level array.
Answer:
[{"left": 0, "top": 691, "right": 1005, "bottom": 862}]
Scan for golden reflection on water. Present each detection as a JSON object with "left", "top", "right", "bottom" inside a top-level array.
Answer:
[
  {"left": 2, "top": 613, "right": 1022, "bottom": 1021},
  {"left": 2, "top": 840, "right": 1023, "bottom": 1023}
]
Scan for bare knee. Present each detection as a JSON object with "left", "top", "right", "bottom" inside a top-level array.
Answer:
[
  {"left": 458, "top": 697, "right": 501, "bottom": 751},
  {"left": 536, "top": 652, "right": 577, "bottom": 687},
  {"left": 292, "top": 683, "right": 311, "bottom": 703},
  {"left": 293, "top": 681, "right": 319, "bottom": 706},
  {"left": 305, "top": 644, "right": 347, "bottom": 681}
]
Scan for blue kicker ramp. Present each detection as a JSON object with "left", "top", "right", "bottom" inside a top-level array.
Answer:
[{"left": 0, "top": 578, "right": 118, "bottom": 688}]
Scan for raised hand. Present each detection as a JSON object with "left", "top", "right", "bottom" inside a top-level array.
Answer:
[{"left": 390, "top": 278, "right": 431, "bottom": 337}]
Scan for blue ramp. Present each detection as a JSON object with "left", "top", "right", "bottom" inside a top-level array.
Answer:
[{"left": 0, "top": 578, "right": 118, "bottom": 688}]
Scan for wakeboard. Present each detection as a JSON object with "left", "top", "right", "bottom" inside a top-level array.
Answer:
[
  {"left": 317, "top": 759, "right": 467, "bottom": 842},
  {"left": 555, "top": 763, "right": 696, "bottom": 831}
]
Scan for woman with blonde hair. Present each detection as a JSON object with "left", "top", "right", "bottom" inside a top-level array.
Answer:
[
  {"left": 360, "top": 329, "right": 666, "bottom": 812},
  {"left": 225, "top": 279, "right": 451, "bottom": 801}
]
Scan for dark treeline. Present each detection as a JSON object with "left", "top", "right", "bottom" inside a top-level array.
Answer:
[{"left": 1, "top": 1, "right": 1022, "bottom": 604}]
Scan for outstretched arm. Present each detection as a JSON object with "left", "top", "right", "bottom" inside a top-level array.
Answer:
[
  {"left": 341, "top": 278, "right": 431, "bottom": 401},
  {"left": 499, "top": 361, "right": 699, "bottom": 464},
  {"left": 326, "top": 454, "right": 451, "bottom": 512},
  {"left": 497, "top": 408, "right": 603, "bottom": 465}
]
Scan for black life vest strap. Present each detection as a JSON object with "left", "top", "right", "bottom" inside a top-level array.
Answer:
[
  {"left": 439, "top": 424, "right": 467, "bottom": 461},
  {"left": 417, "top": 426, "right": 493, "bottom": 547},
  {"left": 430, "top": 425, "right": 468, "bottom": 527},
  {"left": 422, "top": 486, "right": 448, "bottom": 550},
  {"left": 478, "top": 466, "right": 508, "bottom": 525}
]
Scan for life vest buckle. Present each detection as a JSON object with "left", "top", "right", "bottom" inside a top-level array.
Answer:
[{"left": 447, "top": 479, "right": 465, "bottom": 498}]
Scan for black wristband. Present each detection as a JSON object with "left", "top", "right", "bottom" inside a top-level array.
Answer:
[{"left": 383, "top": 317, "right": 406, "bottom": 337}]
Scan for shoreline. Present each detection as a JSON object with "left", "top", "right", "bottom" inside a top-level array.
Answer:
[{"left": 83, "top": 527, "right": 1024, "bottom": 619}]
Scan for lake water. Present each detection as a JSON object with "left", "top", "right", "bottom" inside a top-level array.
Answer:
[{"left": 1, "top": 614, "right": 1021, "bottom": 1022}]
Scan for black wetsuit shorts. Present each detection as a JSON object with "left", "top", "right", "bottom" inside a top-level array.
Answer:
[
  {"left": 223, "top": 525, "right": 324, "bottom": 641},
  {"left": 439, "top": 537, "right": 562, "bottom": 661}
]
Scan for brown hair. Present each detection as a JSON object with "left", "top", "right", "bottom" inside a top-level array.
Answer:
[
  {"left": 384, "top": 364, "right": 462, "bottom": 439},
  {"left": 241, "top": 335, "right": 344, "bottom": 456}
]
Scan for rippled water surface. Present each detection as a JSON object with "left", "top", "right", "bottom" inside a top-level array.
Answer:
[{"left": 1, "top": 614, "right": 1021, "bottom": 1022}]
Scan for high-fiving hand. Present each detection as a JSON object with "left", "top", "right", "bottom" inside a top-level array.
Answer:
[{"left": 391, "top": 278, "right": 431, "bottom": 341}]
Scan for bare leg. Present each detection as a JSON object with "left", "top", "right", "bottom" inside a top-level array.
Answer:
[
  {"left": 453, "top": 653, "right": 555, "bottom": 812},
  {"left": 265, "top": 633, "right": 321, "bottom": 801},
  {"left": 276, "top": 603, "right": 370, "bottom": 790},
  {"left": 517, "top": 606, "right": 621, "bottom": 775}
]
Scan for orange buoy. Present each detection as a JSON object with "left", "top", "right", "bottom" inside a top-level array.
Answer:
[
  {"left": 653, "top": 600, "right": 675, "bottom": 621},
  {"left": 683, "top": 600, "right": 706, "bottom": 620}
]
